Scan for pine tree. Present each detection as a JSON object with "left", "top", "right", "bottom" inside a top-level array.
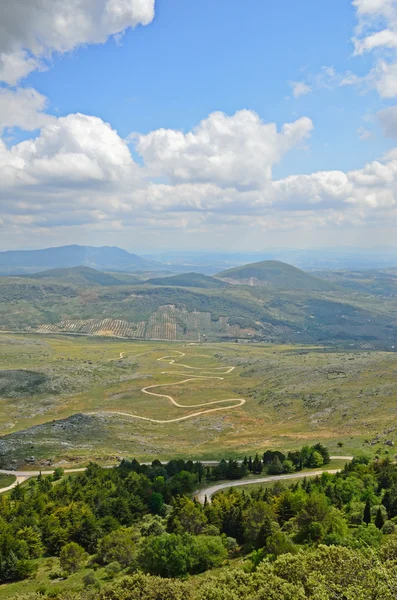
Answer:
[
  {"left": 375, "top": 507, "right": 385, "bottom": 530},
  {"left": 252, "top": 454, "right": 263, "bottom": 474},
  {"left": 248, "top": 456, "right": 253, "bottom": 472},
  {"left": 363, "top": 498, "right": 371, "bottom": 525}
]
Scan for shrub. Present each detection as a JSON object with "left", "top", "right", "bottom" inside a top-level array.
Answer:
[
  {"left": 83, "top": 570, "right": 98, "bottom": 587},
  {"left": 105, "top": 561, "right": 122, "bottom": 579},
  {"left": 60, "top": 542, "right": 87, "bottom": 575},
  {"left": 382, "top": 520, "right": 396, "bottom": 534}
]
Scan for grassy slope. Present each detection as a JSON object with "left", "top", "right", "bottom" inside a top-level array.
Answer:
[{"left": 0, "top": 334, "right": 396, "bottom": 468}]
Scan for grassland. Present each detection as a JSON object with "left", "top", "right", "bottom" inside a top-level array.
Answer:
[
  {"left": 0, "top": 474, "right": 16, "bottom": 487},
  {"left": 0, "top": 333, "right": 397, "bottom": 468}
]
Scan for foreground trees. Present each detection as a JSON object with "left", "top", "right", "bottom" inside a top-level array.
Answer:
[{"left": 4, "top": 450, "right": 397, "bottom": 599}]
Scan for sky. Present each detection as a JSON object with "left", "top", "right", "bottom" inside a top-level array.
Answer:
[{"left": 2, "top": 0, "right": 397, "bottom": 252}]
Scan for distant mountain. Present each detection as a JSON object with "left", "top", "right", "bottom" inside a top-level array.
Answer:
[
  {"left": 146, "top": 272, "right": 229, "bottom": 289},
  {"left": 216, "top": 260, "right": 335, "bottom": 291},
  {"left": 26, "top": 266, "right": 141, "bottom": 287},
  {"left": 0, "top": 245, "right": 164, "bottom": 275}
]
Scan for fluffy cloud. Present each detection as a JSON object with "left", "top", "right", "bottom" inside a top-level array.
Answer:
[
  {"left": 0, "top": 87, "right": 54, "bottom": 131},
  {"left": 2, "top": 107, "right": 397, "bottom": 244},
  {"left": 136, "top": 110, "right": 313, "bottom": 189},
  {"left": 351, "top": 0, "right": 397, "bottom": 97},
  {"left": 0, "top": 113, "right": 137, "bottom": 192},
  {"left": 0, "top": 0, "right": 155, "bottom": 84}
]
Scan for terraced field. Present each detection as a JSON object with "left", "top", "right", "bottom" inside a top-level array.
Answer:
[{"left": 29, "top": 306, "right": 252, "bottom": 341}]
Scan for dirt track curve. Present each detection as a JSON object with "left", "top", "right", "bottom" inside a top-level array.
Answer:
[{"left": 88, "top": 351, "right": 246, "bottom": 424}]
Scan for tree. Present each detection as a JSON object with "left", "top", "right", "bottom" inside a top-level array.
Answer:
[
  {"left": 16, "top": 527, "right": 43, "bottom": 559},
  {"left": 268, "top": 456, "right": 284, "bottom": 475},
  {"left": 375, "top": 507, "right": 385, "bottom": 530},
  {"left": 59, "top": 542, "right": 86, "bottom": 574},
  {"left": 149, "top": 492, "right": 164, "bottom": 515},
  {"left": 248, "top": 456, "right": 253, "bottom": 472},
  {"left": 264, "top": 531, "right": 297, "bottom": 557},
  {"left": 313, "top": 443, "right": 331, "bottom": 465},
  {"left": 138, "top": 534, "right": 190, "bottom": 578},
  {"left": 283, "top": 460, "right": 295, "bottom": 474},
  {"left": 53, "top": 467, "right": 64, "bottom": 480},
  {"left": 167, "top": 497, "right": 207, "bottom": 535},
  {"left": 189, "top": 536, "right": 227, "bottom": 573},
  {"left": 97, "top": 529, "right": 135, "bottom": 568},
  {"left": 309, "top": 451, "right": 324, "bottom": 468},
  {"left": 252, "top": 454, "right": 263, "bottom": 474},
  {"left": 364, "top": 498, "right": 371, "bottom": 525}
]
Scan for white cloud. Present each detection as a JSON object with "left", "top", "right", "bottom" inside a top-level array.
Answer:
[
  {"left": 290, "top": 81, "right": 312, "bottom": 98},
  {"left": 136, "top": 110, "right": 313, "bottom": 189},
  {"left": 0, "top": 87, "right": 54, "bottom": 131},
  {"left": 377, "top": 104, "right": 397, "bottom": 135},
  {"left": 0, "top": 113, "right": 137, "bottom": 191},
  {"left": 350, "top": 0, "right": 397, "bottom": 97},
  {"left": 0, "top": 52, "right": 43, "bottom": 86},
  {"left": 2, "top": 107, "right": 397, "bottom": 246},
  {"left": 0, "top": 0, "right": 155, "bottom": 84}
]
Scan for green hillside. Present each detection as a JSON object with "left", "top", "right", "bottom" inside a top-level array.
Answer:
[
  {"left": 217, "top": 260, "right": 335, "bottom": 291},
  {"left": 27, "top": 266, "right": 132, "bottom": 287},
  {"left": 0, "top": 258, "right": 396, "bottom": 348},
  {"left": 146, "top": 272, "right": 229, "bottom": 289},
  {"left": 314, "top": 268, "right": 397, "bottom": 296}
]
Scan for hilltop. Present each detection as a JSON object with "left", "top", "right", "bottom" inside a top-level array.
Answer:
[
  {"left": 216, "top": 260, "right": 335, "bottom": 291},
  {"left": 146, "top": 272, "right": 229, "bottom": 289}
]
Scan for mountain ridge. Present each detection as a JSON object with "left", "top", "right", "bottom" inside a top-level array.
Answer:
[{"left": 0, "top": 245, "right": 164, "bottom": 275}]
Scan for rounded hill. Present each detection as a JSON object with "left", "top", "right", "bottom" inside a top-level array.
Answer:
[{"left": 216, "top": 260, "right": 335, "bottom": 291}]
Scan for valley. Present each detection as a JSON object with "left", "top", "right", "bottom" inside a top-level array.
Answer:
[
  {"left": 1, "top": 255, "right": 397, "bottom": 469},
  {"left": 1, "top": 333, "right": 396, "bottom": 469}
]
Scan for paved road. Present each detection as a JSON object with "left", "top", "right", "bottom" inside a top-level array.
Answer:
[
  {"left": 0, "top": 456, "right": 352, "bottom": 495},
  {"left": 195, "top": 468, "right": 344, "bottom": 504}
]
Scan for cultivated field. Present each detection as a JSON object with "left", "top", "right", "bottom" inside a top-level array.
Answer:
[{"left": 0, "top": 333, "right": 397, "bottom": 468}]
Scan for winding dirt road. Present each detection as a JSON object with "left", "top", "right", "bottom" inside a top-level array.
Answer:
[{"left": 88, "top": 351, "right": 246, "bottom": 424}]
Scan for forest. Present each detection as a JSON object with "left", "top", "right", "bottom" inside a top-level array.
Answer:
[{"left": 1, "top": 448, "right": 397, "bottom": 598}]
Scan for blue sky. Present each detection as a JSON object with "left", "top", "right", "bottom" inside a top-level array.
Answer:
[{"left": 1, "top": 0, "right": 397, "bottom": 251}]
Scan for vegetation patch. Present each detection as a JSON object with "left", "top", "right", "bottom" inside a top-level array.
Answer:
[{"left": 0, "top": 370, "right": 49, "bottom": 398}]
